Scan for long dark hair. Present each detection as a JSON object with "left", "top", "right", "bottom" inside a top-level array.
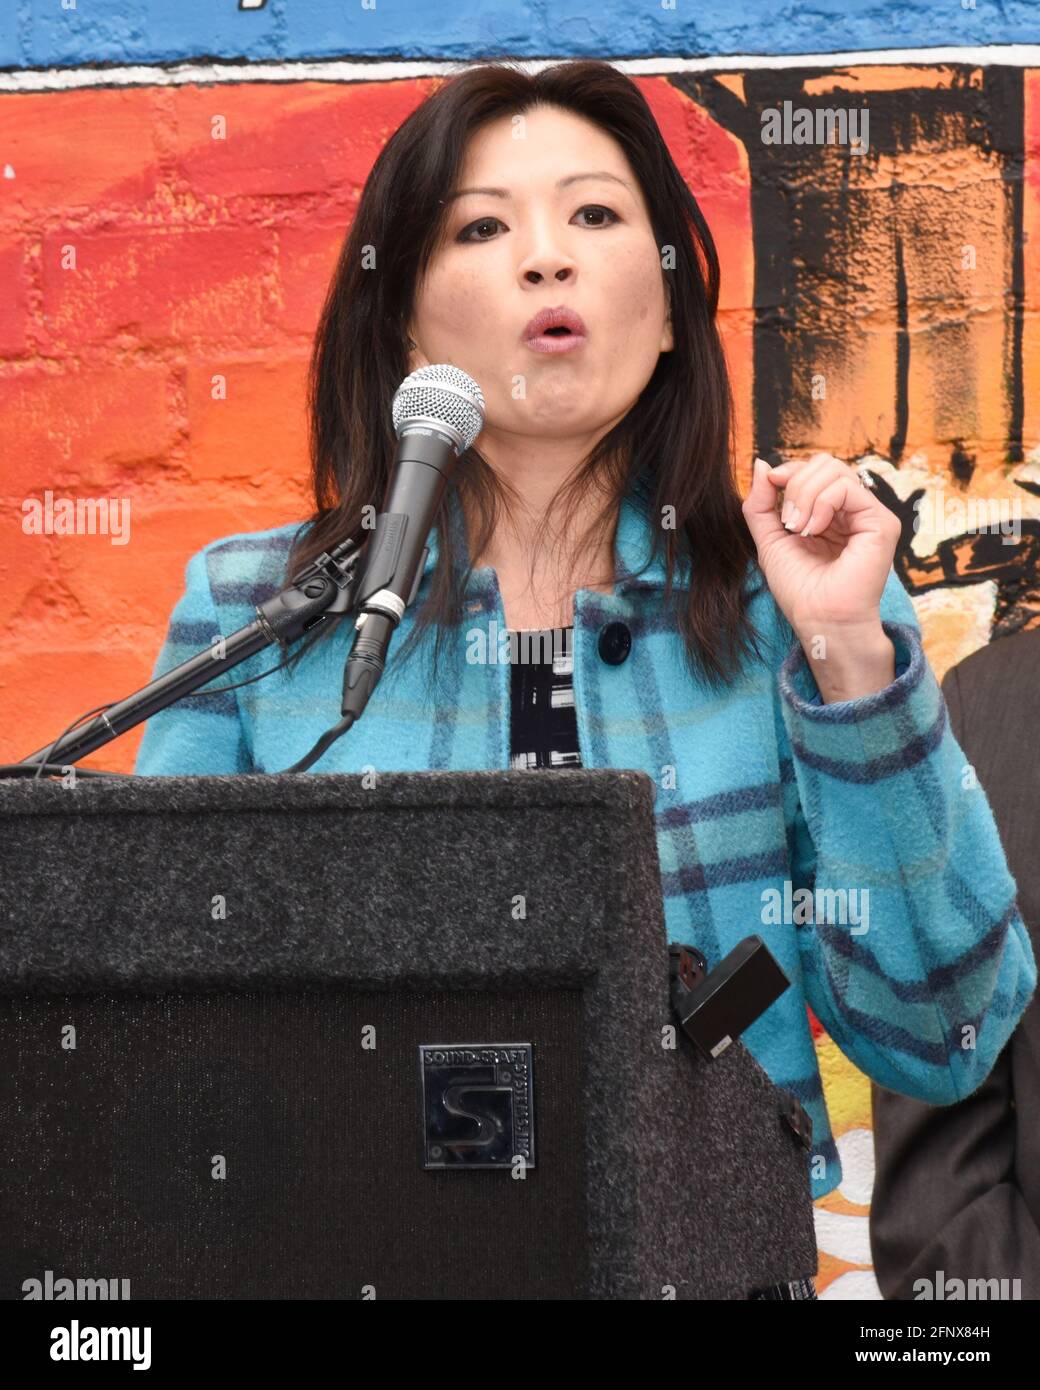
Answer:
[{"left": 284, "top": 59, "right": 763, "bottom": 690}]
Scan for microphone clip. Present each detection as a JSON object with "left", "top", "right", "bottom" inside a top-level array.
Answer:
[{"left": 667, "top": 935, "right": 790, "bottom": 1061}]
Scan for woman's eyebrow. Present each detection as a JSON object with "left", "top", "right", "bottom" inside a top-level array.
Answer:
[{"left": 445, "top": 171, "right": 633, "bottom": 202}]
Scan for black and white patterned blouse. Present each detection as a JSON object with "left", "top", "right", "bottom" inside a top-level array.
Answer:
[
  {"left": 506, "top": 622, "right": 817, "bottom": 1303},
  {"left": 507, "top": 625, "right": 581, "bottom": 771}
]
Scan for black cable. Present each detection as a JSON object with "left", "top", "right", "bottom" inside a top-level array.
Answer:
[
  {"left": 0, "top": 764, "right": 129, "bottom": 779},
  {"left": 281, "top": 714, "right": 356, "bottom": 774},
  {"left": 30, "top": 702, "right": 116, "bottom": 781}
]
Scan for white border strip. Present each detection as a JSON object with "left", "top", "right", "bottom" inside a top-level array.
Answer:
[{"left": 2, "top": 47, "right": 1040, "bottom": 93}]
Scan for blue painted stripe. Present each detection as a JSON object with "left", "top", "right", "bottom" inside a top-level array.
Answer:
[{"left": 3, "top": 1, "right": 1037, "bottom": 67}]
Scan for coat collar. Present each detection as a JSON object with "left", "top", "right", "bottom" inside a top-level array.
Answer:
[{"left": 417, "top": 481, "right": 691, "bottom": 598}]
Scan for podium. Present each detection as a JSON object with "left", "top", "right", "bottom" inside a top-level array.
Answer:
[{"left": 0, "top": 769, "right": 816, "bottom": 1299}]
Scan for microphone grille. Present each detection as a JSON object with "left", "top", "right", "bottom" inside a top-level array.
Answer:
[{"left": 392, "top": 364, "right": 486, "bottom": 453}]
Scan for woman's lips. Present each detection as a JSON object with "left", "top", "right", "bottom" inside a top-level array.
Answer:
[
  {"left": 521, "top": 306, "right": 589, "bottom": 354},
  {"left": 523, "top": 330, "right": 587, "bottom": 355}
]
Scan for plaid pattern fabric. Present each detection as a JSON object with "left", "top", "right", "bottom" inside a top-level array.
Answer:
[{"left": 134, "top": 485, "right": 1038, "bottom": 1202}]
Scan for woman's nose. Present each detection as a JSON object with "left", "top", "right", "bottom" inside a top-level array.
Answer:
[
  {"left": 516, "top": 220, "right": 578, "bottom": 285},
  {"left": 523, "top": 265, "right": 573, "bottom": 283}
]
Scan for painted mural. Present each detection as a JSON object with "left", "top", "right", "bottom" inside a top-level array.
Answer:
[{"left": 2, "top": 3, "right": 1037, "bottom": 1300}]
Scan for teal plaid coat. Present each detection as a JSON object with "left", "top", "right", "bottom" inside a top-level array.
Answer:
[{"left": 135, "top": 486, "right": 1038, "bottom": 1201}]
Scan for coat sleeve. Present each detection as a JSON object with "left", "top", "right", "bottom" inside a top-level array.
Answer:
[
  {"left": 771, "top": 567, "right": 1037, "bottom": 1104},
  {"left": 133, "top": 544, "right": 254, "bottom": 776}
]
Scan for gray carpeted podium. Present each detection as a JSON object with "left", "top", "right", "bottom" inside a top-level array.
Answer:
[{"left": 0, "top": 768, "right": 816, "bottom": 1299}]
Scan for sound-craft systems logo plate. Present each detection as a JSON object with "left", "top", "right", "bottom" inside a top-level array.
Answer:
[{"left": 419, "top": 1043, "right": 535, "bottom": 1170}]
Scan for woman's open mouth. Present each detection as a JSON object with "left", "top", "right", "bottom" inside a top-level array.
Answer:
[
  {"left": 522, "top": 306, "right": 589, "bottom": 354},
  {"left": 525, "top": 326, "right": 587, "bottom": 354}
]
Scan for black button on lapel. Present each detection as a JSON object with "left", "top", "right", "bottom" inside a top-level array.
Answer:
[{"left": 598, "top": 621, "right": 632, "bottom": 665}]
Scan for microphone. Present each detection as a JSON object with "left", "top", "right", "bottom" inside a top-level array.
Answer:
[{"left": 340, "top": 364, "right": 486, "bottom": 724}]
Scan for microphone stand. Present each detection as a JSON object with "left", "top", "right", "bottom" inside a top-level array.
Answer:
[{"left": 14, "top": 534, "right": 372, "bottom": 776}]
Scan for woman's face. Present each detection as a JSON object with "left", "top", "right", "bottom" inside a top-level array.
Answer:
[{"left": 406, "top": 103, "right": 673, "bottom": 451}]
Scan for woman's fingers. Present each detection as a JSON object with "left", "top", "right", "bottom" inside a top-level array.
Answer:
[
  {"left": 771, "top": 454, "right": 865, "bottom": 535},
  {"left": 795, "top": 474, "right": 863, "bottom": 537}
]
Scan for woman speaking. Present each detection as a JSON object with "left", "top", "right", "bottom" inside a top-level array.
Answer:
[{"left": 134, "top": 60, "right": 1037, "bottom": 1298}]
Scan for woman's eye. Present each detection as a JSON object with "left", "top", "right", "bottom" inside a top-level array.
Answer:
[
  {"left": 574, "top": 205, "right": 618, "bottom": 228},
  {"left": 458, "top": 216, "right": 505, "bottom": 242}
]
